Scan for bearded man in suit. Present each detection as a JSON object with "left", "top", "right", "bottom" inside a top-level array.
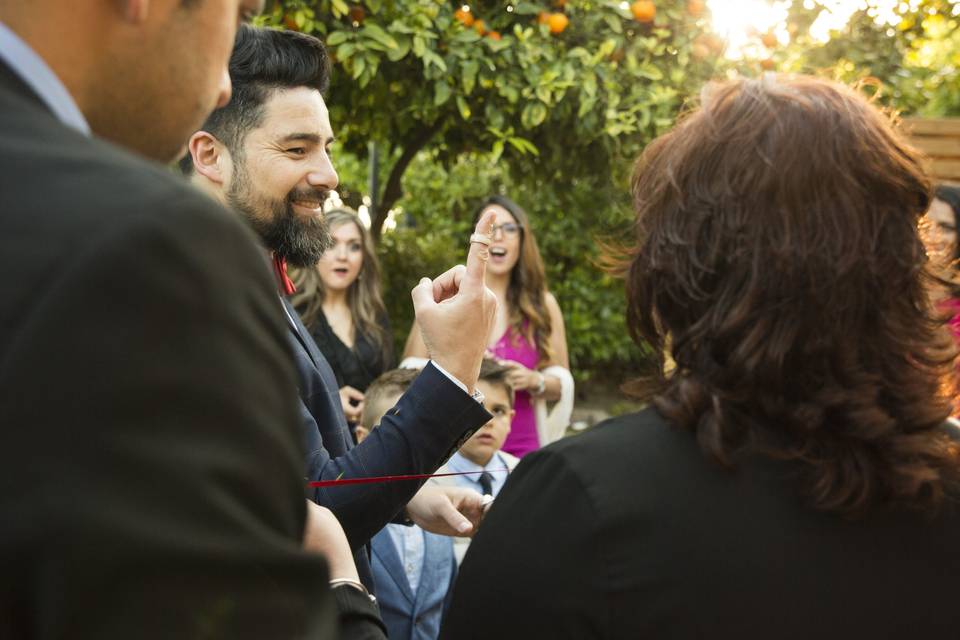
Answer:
[{"left": 183, "top": 25, "right": 498, "bottom": 593}]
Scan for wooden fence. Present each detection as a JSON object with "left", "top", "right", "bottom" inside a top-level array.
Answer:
[{"left": 903, "top": 117, "right": 960, "bottom": 185}]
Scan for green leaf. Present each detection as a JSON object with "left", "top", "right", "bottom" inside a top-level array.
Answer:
[
  {"left": 578, "top": 96, "right": 597, "bottom": 118},
  {"left": 385, "top": 37, "right": 411, "bottom": 61},
  {"left": 604, "top": 14, "right": 623, "bottom": 34},
  {"left": 413, "top": 35, "right": 427, "bottom": 57},
  {"left": 462, "top": 60, "right": 479, "bottom": 95},
  {"left": 362, "top": 23, "right": 399, "bottom": 49},
  {"left": 507, "top": 136, "right": 539, "bottom": 155},
  {"left": 331, "top": 0, "right": 349, "bottom": 18},
  {"left": 637, "top": 64, "right": 663, "bottom": 81},
  {"left": 513, "top": 2, "right": 543, "bottom": 15},
  {"left": 422, "top": 49, "right": 448, "bottom": 72},
  {"left": 352, "top": 56, "right": 367, "bottom": 80},
  {"left": 327, "top": 30, "right": 350, "bottom": 46},
  {"left": 434, "top": 81, "right": 452, "bottom": 106},
  {"left": 295, "top": 11, "right": 306, "bottom": 29},
  {"left": 337, "top": 42, "right": 357, "bottom": 61},
  {"left": 499, "top": 83, "right": 520, "bottom": 103},
  {"left": 456, "top": 96, "right": 472, "bottom": 120},
  {"left": 491, "top": 139, "right": 505, "bottom": 163},
  {"left": 521, "top": 102, "right": 547, "bottom": 128}
]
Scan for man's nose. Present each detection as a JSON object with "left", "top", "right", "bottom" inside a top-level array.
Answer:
[
  {"left": 307, "top": 154, "right": 339, "bottom": 191},
  {"left": 215, "top": 68, "right": 232, "bottom": 109}
]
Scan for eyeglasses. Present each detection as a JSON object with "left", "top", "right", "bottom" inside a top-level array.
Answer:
[{"left": 491, "top": 222, "right": 522, "bottom": 237}]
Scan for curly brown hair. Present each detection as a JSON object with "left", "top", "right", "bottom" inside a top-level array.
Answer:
[{"left": 623, "top": 74, "right": 960, "bottom": 516}]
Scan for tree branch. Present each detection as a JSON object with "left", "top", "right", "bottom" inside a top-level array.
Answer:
[{"left": 371, "top": 120, "right": 444, "bottom": 241}]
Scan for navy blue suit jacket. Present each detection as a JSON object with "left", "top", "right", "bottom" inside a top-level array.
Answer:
[
  {"left": 280, "top": 298, "right": 490, "bottom": 588},
  {"left": 371, "top": 527, "right": 456, "bottom": 640}
]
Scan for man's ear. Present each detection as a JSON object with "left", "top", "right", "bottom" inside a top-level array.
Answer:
[{"left": 188, "top": 131, "right": 230, "bottom": 185}]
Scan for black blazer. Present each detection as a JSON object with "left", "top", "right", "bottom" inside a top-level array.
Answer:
[
  {"left": 281, "top": 298, "right": 490, "bottom": 589},
  {"left": 0, "top": 66, "right": 335, "bottom": 638},
  {"left": 443, "top": 406, "right": 960, "bottom": 639}
]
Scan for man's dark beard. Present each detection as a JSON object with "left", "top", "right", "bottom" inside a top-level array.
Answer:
[{"left": 227, "top": 164, "right": 332, "bottom": 268}]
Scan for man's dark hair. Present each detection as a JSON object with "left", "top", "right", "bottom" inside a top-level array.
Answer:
[{"left": 179, "top": 25, "right": 330, "bottom": 174}]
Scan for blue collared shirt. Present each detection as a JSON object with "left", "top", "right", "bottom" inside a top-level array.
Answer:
[
  {"left": 0, "top": 20, "right": 90, "bottom": 135},
  {"left": 385, "top": 523, "right": 426, "bottom": 593},
  {"left": 446, "top": 451, "right": 511, "bottom": 497}
]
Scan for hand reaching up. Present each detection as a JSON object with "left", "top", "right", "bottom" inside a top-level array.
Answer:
[{"left": 411, "top": 212, "right": 498, "bottom": 392}]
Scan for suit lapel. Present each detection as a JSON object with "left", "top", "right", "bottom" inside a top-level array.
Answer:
[
  {"left": 415, "top": 532, "right": 447, "bottom": 610},
  {"left": 371, "top": 531, "right": 416, "bottom": 605},
  {"left": 280, "top": 297, "right": 321, "bottom": 368},
  {"left": 0, "top": 59, "right": 47, "bottom": 110}
]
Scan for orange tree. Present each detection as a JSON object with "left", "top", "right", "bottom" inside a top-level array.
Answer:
[
  {"left": 259, "top": 0, "right": 724, "bottom": 238},
  {"left": 258, "top": 0, "right": 726, "bottom": 381}
]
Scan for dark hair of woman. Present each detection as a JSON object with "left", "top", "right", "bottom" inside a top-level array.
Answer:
[
  {"left": 472, "top": 195, "right": 553, "bottom": 362},
  {"left": 622, "top": 75, "right": 960, "bottom": 516}
]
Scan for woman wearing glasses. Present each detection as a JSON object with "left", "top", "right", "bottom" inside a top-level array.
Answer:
[{"left": 403, "top": 195, "right": 573, "bottom": 458}]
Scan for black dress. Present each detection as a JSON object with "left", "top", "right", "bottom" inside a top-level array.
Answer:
[{"left": 308, "top": 311, "right": 395, "bottom": 395}]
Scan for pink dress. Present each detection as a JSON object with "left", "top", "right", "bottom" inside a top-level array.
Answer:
[{"left": 490, "top": 324, "right": 540, "bottom": 458}]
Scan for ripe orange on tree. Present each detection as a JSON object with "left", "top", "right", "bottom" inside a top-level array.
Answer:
[
  {"left": 454, "top": 7, "right": 474, "bottom": 27},
  {"left": 537, "top": 11, "right": 551, "bottom": 24},
  {"left": 473, "top": 18, "right": 487, "bottom": 35},
  {"left": 283, "top": 13, "right": 300, "bottom": 31},
  {"left": 686, "top": 0, "right": 704, "bottom": 18},
  {"left": 547, "top": 12, "right": 569, "bottom": 34},
  {"left": 760, "top": 58, "right": 775, "bottom": 71},
  {"left": 630, "top": 0, "right": 656, "bottom": 23},
  {"left": 487, "top": 30, "right": 502, "bottom": 40},
  {"left": 761, "top": 32, "right": 777, "bottom": 48}
]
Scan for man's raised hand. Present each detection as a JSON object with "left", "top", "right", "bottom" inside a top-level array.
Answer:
[{"left": 410, "top": 211, "right": 498, "bottom": 392}]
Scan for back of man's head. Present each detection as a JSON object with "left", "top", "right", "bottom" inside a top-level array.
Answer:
[
  {"left": 361, "top": 369, "right": 420, "bottom": 432},
  {"left": 180, "top": 25, "right": 330, "bottom": 174}
]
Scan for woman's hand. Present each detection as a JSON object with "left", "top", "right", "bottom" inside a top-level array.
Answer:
[
  {"left": 338, "top": 386, "right": 365, "bottom": 423},
  {"left": 499, "top": 359, "right": 544, "bottom": 394}
]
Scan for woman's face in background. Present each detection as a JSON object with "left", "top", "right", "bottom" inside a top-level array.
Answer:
[
  {"left": 317, "top": 221, "right": 364, "bottom": 293},
  {"left": 484, "top": 205, "right": 522, "bottom": 278},
  {"left": 926, "top": 198, "right": 958, "bottom": 261}
]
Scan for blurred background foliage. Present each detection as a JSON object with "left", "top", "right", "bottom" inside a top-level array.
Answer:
[{"left": 259, "top": 0, "right": 958, "bottom": 384}]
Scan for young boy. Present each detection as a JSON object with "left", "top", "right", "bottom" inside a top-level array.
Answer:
[
  {"left": 438, "top": 358, "right": 520, "bottom": 563},
  {"left": 359, "top": 369, "right": 457, "bottom": 640}
]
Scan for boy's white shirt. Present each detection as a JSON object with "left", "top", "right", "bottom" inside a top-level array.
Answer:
[{"left": 432, "top": 450, "right": 520, "bottom": 565}]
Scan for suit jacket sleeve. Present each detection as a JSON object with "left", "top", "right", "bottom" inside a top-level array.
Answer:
[
  {"left": 0, "top": 193, "right": 333, "bottom": 639},
  {"left": 441, "top": 447, "right": 609, "bottom": 639},
  {"left": 306, "top": 363, "right": 492, "bottom": 551}
]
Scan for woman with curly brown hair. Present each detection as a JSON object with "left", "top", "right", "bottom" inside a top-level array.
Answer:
[{"left": 443, "top": 75, "right": 960, "bottom": 639}]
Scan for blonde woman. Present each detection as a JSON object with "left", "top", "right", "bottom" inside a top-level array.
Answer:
[{"left": 292, "top": 209, "right": 394, "bottom": 430}]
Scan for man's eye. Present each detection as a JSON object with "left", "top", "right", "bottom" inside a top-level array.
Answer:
[
  {"left": 492, "top": 407, "right": 509, "bottom": 417},
  {"left": 287, "top": 148, "right": 306, "bottom": 155}
]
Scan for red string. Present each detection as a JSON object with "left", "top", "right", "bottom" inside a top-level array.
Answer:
[{"left": 308, "top": 469, "right": 510, "bottom": 488}]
